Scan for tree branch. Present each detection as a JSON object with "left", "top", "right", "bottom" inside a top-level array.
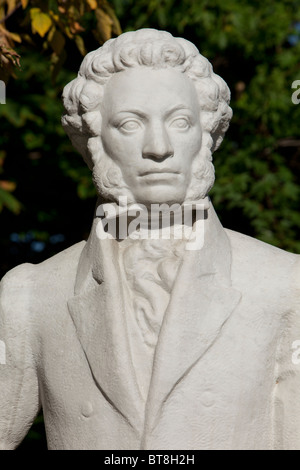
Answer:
[{"left": 0, "top": 2, "right": 22, "bottom": 25}]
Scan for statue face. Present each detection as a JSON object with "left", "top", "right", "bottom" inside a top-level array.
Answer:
[{"left": 100, "top": 67, "right": 202, "bottom": 206}]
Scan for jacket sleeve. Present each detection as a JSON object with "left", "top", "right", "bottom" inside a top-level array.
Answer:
[
  {"left": 272, "top": 255, "right": 300, "bottom": 449},
  {"left": 0, "top": 264, "right": 41, "bottom": 450}
]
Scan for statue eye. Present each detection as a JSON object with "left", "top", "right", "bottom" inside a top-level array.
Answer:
[
  {"left": 170, "top": 117, "right": 190, "bottom": 130},
  {"left": 120, "top": 120, "right": 141, "bottom": 132}
]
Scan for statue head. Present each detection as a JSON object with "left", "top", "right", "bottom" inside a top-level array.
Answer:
[{"left": 61, "top": 29, "right": 232, "bottom": 206}]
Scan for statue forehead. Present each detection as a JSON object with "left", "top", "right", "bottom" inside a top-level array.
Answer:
[{"left": 101, "top": 67, "right": 199, "bottom": 113}]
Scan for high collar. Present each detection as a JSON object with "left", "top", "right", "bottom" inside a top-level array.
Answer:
[{"left": 74, "top": 196, "right": 228, "bottom": 294}]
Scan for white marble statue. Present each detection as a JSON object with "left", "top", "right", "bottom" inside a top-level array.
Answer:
[{"left": 1, "top": 29, "right": 300, "bottom": 450}]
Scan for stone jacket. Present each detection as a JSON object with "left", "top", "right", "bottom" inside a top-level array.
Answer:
[{"left": 0, "top": 204, "right": 300, "bottom": 450}]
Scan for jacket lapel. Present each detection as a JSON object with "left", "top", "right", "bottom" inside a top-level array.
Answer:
[
  {"left": 143, "top": 205, "right": 242, "bottom": 435},
  {"left": 67, "top": 203, "right": 242, "bottom": 438},
  {"left": 67, "top": 218, "right": 144, "bottom": 434}
]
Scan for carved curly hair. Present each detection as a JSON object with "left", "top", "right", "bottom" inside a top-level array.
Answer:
[{"left": 61, "top": 29, "right": 232, "bottom": 170}]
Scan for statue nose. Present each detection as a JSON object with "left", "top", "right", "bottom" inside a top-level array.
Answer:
[{"left": 142, "top": 123, "right": 174, "bottom": 160}]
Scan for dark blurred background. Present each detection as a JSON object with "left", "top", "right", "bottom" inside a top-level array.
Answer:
[{"left": 0, "top": 0, "right": 300, "bottom": 449}]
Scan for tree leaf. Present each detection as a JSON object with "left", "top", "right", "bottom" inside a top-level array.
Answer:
[
  {"left": 30, "top": 8, "right": 52, "bottom": 38},
  {"left": 6, "top": 0, "right": 18, "bottom": 15},
  {"left": 74, "top": 35, "right": 86, "bottom": 56},
  {"left": 69, "top": 21, "right": 84, "bottom": 34},
  {"left": 49, "top": 28, "right": 65, "bottom": 55},
  {"left": 0, "top": 187, "right": 22, "bottom": 214},
  {"left": 87, "top": 0, "right": 98, "bottom": 10},
  {"left": 0, "top": 180, "right": 16, "bottom": 192},
  {"left": 50, "top": 48, "right": 67, "bottom": 83},
  {"left": 94, "top": 7, "right": 113, "bottom": 43},
  {"left": 21, "top": 0, "right": 29, "bottom": 9},
  {"left": 8, "top": 32, "right": 22, "bottom": 43}
]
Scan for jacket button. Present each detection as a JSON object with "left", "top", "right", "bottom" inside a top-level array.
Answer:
[
  {"left": 201, "top": 391, "right": 215, "bottom": 407},
  {"left": 81, "top": 401, "right": 93, "bottom": 418}
]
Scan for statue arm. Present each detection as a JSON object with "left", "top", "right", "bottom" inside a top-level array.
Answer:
[{"left": 0, "top": 265, "right": 41, "bottom": 450}]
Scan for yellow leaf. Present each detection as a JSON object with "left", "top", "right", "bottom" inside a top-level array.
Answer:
[
  {"left": 95, "top": 8, "right": 113, "bottom": 42},
  {"left": 22, "top": 33, "right": 35, "bottom": 45},
  {"left": 30, "top": 8, "right": 52, "bottom": 38},
  {"left": 6, "top": 0, "right": 18, "bottom": 15},
  {"left": 8, "top": 32, "right": 22, "bottom": 43},
  {"left": 64, "top": 26, "right": 74, "bottom": 40},
  {"left": 0, "top": 180, "right": 16, "bottom": 192},
  {"left": 47, "top": 25, "right": 55, "bottom": 43},
  {"left": 21, "top": 0, "right": 29, "bottom": 9},
  {"left": 49, "top": 11, "right": 60, "bottom": 22},
  {"left": 75, "top": 35, "right": 86, "bottom": 56},
  {"left": 101, "top": 3, "right": 122, "bottom": 36},
  {"left": 87, "top": 0, "right": 97, "bottom": 9}
]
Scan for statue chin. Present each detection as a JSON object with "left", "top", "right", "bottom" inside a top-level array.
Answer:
[
  {"left": 127, "top": 186, "right": 189, "bottom": 208},
  {"left": 92, "top": 149, "right": 215, "bottom": 208}
]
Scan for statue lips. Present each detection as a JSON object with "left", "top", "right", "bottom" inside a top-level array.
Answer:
[{"left": 139, "top": 169, "right": 180, "bottom": 183}]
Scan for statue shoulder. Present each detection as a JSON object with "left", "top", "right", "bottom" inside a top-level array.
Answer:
[
  {"left": 0, "top": 241, "right": 86, "bottom": 324},
  {"left": 292, "top": 254, "right": 300, "bottom": 300},
  {"left": 225, "top": 228, "right": 298, "bottom": 267}
]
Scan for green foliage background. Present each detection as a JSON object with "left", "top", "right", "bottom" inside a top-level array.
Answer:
[{"left": 0, "top": 0, "right": 300, "bottom": 449}]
